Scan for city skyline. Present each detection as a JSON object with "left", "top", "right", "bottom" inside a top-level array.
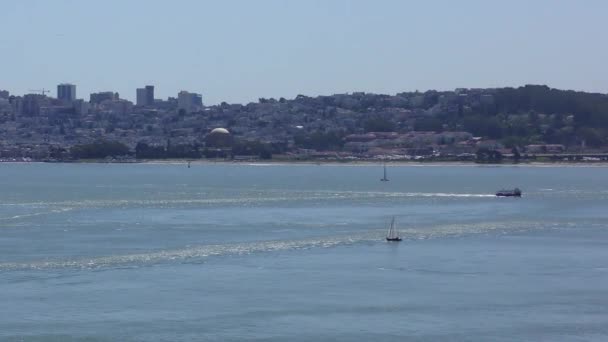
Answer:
[
  {"left": 2, "top": 0, "right": 608, "bottom": 105},
  {"left": 4, "top": 79, "right": 608, "bottom": 108}
]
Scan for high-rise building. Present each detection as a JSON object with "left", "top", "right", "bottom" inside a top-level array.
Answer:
[
  {"left": 136, "top": 85, "right": 155, "bottom": 106},
  {"left": 21, "top": 94, "right": 49, "bottom": 116},
  {"left": 145, "top": 85, "right": 154, "bottom": 105},
  {"left": 0, "top": 90, "right": 9, "bottom": 99},
  {"left": 57, "top": 83, "right": 76, "bottom": 103},
  {"left": 177, "top": 91, "right": 203, "bottom": 113},
  {"left": 136, "top": 88, "right": 147, "bottom": 106}
]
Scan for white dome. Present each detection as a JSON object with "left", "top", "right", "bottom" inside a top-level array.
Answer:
[{"left": 210, "top": 128, "right": 230, "bottom": 134}]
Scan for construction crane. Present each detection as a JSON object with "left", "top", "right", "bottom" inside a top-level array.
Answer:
[{"left": 28, "top": 88, "right": 51, "bottom": 96}]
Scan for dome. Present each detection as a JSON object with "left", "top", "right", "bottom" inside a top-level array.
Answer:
[{"left": 210, "top": 127, "right": 230, "bottom": 135}]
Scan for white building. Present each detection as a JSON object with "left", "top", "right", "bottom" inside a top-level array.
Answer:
[{"left": 177, "top": 91, "right": 203, "bottom": 113}]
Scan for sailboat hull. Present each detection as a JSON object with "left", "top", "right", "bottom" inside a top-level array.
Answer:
[{"left": 386, "top": 237, "right": 402, "bottom": 242}]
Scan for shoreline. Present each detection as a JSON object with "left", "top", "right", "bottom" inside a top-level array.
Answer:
[{"left": 4, "top": 159, "right": 608, "bottom": 167}]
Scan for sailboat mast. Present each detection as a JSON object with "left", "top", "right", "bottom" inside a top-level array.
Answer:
[
  {"left": 389, "top": 217, "right": 395, "bottom": 238},
  {"left": 393, "top": 219, "right": 398, "bottom": 238},
  {"left": 381, "top": 163, "right": 389, "bottom": 181},
  {"left": 385, "top": 216, "right": 401, "bottom": 242}
]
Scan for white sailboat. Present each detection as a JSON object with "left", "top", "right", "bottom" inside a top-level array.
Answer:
[
  {"left": 386, "top": 216, "right": 402, "bottom": 242},
  {"left": 380, "top": 163, "right": 389, "bottom": 182}
]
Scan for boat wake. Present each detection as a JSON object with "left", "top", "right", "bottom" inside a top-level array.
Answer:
[
  {"left": 0, "top": 220, "right": 581, "bottom": 272},
  {"left": 0, "top": 207, "right": 74, "bottom": 222},
  {"left": 0, "top": 235, "right": 363, "bottom": 271},
  {"left": 0, "top": 191, "right": 496, "bottom": 212}
]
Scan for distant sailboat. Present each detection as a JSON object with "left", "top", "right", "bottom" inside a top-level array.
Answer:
[
  {"left": 187, "top": 161, "right": 191, "bottom": 168},
  {"left": 380, "top": 164, "right": 389, "bottom": 182},
  {"left": 386, "top": 216, "right": 402, "bottom": 242}
]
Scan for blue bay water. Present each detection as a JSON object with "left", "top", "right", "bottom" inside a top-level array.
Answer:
[{"left": 1, "top": 163, "right": 608, "bottom": 341}]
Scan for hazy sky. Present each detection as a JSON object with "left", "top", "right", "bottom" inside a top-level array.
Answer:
[{"left": 1, "top": 0, "right": 607, "bottom": 104}]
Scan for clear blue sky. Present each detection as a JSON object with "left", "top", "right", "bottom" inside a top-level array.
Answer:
[{"left": 1, "top": 0, "right": 607, "bottom": 104}]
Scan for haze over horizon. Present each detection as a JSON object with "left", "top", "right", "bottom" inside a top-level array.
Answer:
[{"left": 1, "top": 0, "right": 607, "bottom": 105}]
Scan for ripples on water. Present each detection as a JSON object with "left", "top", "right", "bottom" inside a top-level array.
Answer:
[
  {"left": 1, "top": 182, "right": 607, "bottom": 271},
  {"left": 0, "top": 219, "right": 591, "bottom": 271},
  {"left": 0, "top": 164, "right": 608, "bottom": 341},
  {"left": 2, "top": 164, "right": 608, "bottom": 340}
]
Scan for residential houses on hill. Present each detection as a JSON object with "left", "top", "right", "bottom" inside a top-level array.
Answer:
[{"left": 0, "top": 84, "right": 604, "bottom": 161}]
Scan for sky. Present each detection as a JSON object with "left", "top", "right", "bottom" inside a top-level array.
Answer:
[{"left": 1, "top": 0, "right": 607, "bottom": 105}]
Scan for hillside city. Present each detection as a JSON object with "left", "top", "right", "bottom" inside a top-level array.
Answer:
[{"left": 0, "top": 84, "right": 607, "bottom": 162}]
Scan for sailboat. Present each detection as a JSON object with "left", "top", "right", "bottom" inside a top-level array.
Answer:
[
  {"left": 380, "top": 163, "right": 389, "bottom": 182},
  {"left": 386, "top": 216, "right": 402, "bottom": 242}
]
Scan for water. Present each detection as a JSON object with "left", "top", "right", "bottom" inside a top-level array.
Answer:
[{"left": 1, "top": 163, "right": 608, "bottom": 341}]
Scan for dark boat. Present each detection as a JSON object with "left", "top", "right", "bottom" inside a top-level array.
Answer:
[
  {"left": 386, "top": 216, "right": 402, "bottom": 242},
  {"left": 496, "top": 188, "right": 522, "bottom": 197}
]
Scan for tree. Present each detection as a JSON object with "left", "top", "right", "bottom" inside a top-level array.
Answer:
[
  {"left": 414, "top": 117, "right": 443, "bottom": 132},
  {"left": 166, "top": 143, "right": 201, "bottom": 158},
  {"left": 293, "top": 131, "right": 345, "bottom": 151},
  {"left": 464, "top": 115, "right": 504, "bottom": 139},
  {"left": 476, "top": 148, "right": 503, "bottom": 163},
  {"left": 576, "top": 127, "right": 604, "bottom": 147},
  {"left": 364, "top": 117, "right": 395, "bottom": 132},
  {"left": 136, "top": 142, "right": 166, "bottom": 159},
  {"left": 71, "top": 140, "right": 130, "bottom": 159},
  {"left": 231, "top": 140, "right": 275, "bottom": 159},
  {"left": 512, "top": 147, "right": 521, "bottom": 162}
]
